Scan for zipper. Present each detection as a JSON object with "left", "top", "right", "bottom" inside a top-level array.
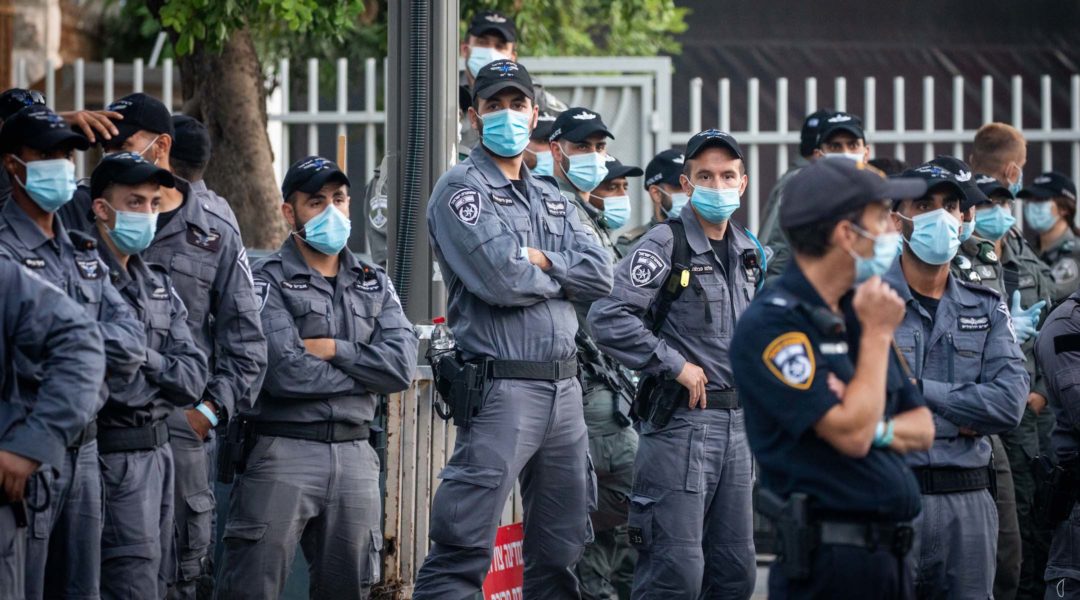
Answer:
[{"left": 946, "top": 332, "right": 955, "bottom": 382}]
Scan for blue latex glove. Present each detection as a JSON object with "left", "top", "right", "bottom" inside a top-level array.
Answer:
[{"left": 1010, "top": 290, "right": 1046, "bottom": 344}]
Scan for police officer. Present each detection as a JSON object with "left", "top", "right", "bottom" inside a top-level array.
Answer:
[
  {"left": 98, "top": 92, "right": 267, "bottom": 599},
  {"left": 758, "top": 108, "right": 832, "bottom": 277},
  {"left": 216, "top": 156, "right": 416, "bottom": 598},
  {"left": 616, "top": 149, "right": 684, "bottom": 255},
  {"left": 523, "top": 111, "right": 558, "bottom": 179},
  {"left": 886, "top": 163, "right": 1029, "bottom": 598},
  {"left": 170, "top": 114, "right": 241, "bottom": 231},
  {"left": 1033, "top": 290, "right": 1080, "bottom": 597},
  {"left": 88, "top": 152, "right": 210, "bottom": 599},
  {"left": 588, "top": 129, "right": 763, "bottom": 598},
  {"left": 414, "top": 60, "right": 612, "bottom": 599},
  {"left": 732, "top": 157, "right": 934, "bottom": 599},
  {"left": 0, "top": 256, "right": 106, "bottom": 600},
  {"left": 1021, "top": 172, "right": 1080, "bottom": 303},
  {"left": 0, "top": 104, "right": 147, "bottom": 599}
]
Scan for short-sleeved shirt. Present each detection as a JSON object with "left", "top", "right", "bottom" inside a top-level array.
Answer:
[{"left": 732, "top": 263, "right": 924, "bottom": 521}]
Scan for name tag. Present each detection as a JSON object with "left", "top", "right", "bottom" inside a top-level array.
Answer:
[
  {"left": 958, "top": 315, "right": 990, "bottom": 331},
  {"left": 76, "top": 259, "right": 101, "bottom": 280},
  {"left": 545, "top": 199, "right": 566, "bottom": 217},
  {"left": 491, "top": 194, "right": 513, "bottom": 206},
  {"left": 281, "top": 280, "right": 309, "bottom": 291},
  {"left": 819, "top": 342, "right": 849, "bottom": 355},
  {"left": 1017, "top": 275, "right": 1035, "bottom": 288},
  {"left": 690, "top": 264, "right": 714, "bottom": 275},
  {"left": 23, "top": 257, "right": 45, "bottom": 269}
]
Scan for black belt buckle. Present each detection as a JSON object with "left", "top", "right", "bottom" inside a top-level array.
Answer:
[{"left": 891, "top": 524, "right": 914, "bottom": 556}]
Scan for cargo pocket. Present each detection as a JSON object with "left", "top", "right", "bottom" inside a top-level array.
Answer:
[
  {"left": 222, "top": 520, "right": 267, "bottom": 547},
  {"left": 637, "top": 420, "right": 707, "bottom": 492},
  {"left": 364, "top": 527, "right": 383, "bottom": 585},
  {"left": 428, "top": 463, "right": 504, "bottom": 548},
  {"left": 626, "top": 493, "right": 658, "bottom": 549},
  {"left": 27, "top": 470, "right": 54, "bottom": 540},
  {"left": 184, "top": 488, "right": 216, "bottom": 556}
]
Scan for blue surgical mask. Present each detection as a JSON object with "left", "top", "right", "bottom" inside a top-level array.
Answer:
[
  {"left": 467, "top": 46, "right": 509, "bottom": 78},
  {"left": 12, "top": 157, "right": 76, "bottom": 213},
  {"left": 899, "top": 208, "right": 961, "bottom": 265},
  {"left": 105, "top": 204, "right": 157, "bottom": 255},
  {"left": 480, "top": 109, "right": 531, "bottom": 157},
  {"left": 975, "top": 205, "right": 1016, "bottom": 241},
  {"left": 666, "top": 191, "right": 689, "bottom": 218},
  {"left": 561, "top": 150, "right": 608, "bottom": 193},
  {"left": 298, "top": 204, "right": 351, "bottom": 255},
  {"left": 599, "top": 195, "right": 631, "bottom": 229},
  {"left": 850, "top": 226, "right": 901, "bottom": 283},
  {"left": 1023, "top": 201, "right": 1057, "bottom": 233},
  {"left": 1009, "top": 169, "right": 1023, "bottom": 197},
  {"left": 530, "top": 150, "right": 554, "bottom": 177},
  {"left": 959, "top": 219, "right": 976, "bottom": 243},
  {"left": 689, "top": 182, "right": 740, "bottom": 224}
]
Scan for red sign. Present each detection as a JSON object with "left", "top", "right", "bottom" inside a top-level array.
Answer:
[{"left": 483, "top": 522, "right": 524, "bottom": 600}]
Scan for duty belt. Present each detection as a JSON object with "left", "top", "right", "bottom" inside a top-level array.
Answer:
[
  {"left": 252, "top": 420, "right": 371, "bottom": 443},
  {"left": 68, "top": 420, "right": 97, "bottom": 450},
  {"left": 912, "top": 466, "right": 991, "bottom": 495},
  {"left": 703, "top": 390, "right": 740, "bottom": 410},
  {"left": 819, "top": 520, "right": 915, "bottom": 556},
  {"left": 482, "top": 359, "right": 579, "bottom": 381},
  {"left": 97, "top": 420, "right": 170, "bottom": 454}
]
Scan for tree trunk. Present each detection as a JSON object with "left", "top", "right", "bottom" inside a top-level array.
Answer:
[{"left": 142, "top": 5, "right": 285, "bottom": 249}]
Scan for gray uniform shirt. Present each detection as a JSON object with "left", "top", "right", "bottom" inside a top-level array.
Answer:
[
  {"left": 253, "top": 237, "right": 417, "bottom": 425},
  {"left": 1034, "top": 291, "right": 1080, "bottom": 460},
  {"left": 96, "top": 232, "right": 208, "bottom": 429},
  {"left": 587, "top": 210, "right": 762, "bottom": 391},
  {"left": 885, "top": 260, "right": 1029, "bottom": 468},
  {"left": 759, "top": 157, "right": 809, "bottom": 279},
  {"left": 0, "top": 256, "right": 105, "bottom": 467},
  {"left": 1036, "top": 228, "right": 1080, "bottom": 304},
  {"left": 428, "top": 145, "right": 613, "bottom": 363}
]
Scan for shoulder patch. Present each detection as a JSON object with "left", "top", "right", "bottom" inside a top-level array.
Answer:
[
  {"left": 629, "top": 248, "right": 667, "bottom": 288},
  {"left": 75, "top": 258, "right": 101, "bottom": 280},
  {"left": 237, "top": 246, "right": 254, "bottom": 286},
  {"left": 1052, "top": 258, "right": 1079, "bottom": 284},
  {"left": 253, "top": 278, "right": 269, "bottom": 311},
  {"left": 762, "top": 331, "right": 816, "bottom": 390},
  {"left": 369, "top": 195, "right": 388, "bottom": 231},
  {"left": 449, "top": 189, "right": 481, "bottom": 226},
  {"left": 186, "top": 225, "right": 222, "bottom": 251}
]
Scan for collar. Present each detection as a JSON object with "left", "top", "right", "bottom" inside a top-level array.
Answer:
[
  {"left": 2, "top": 199, "right": 64, "bottom": 252},
  {"left": 468, "top": 145, "right": 522, "bottom": 193},
  {"left": 156, "top": 179, "right": 209, "bottom": 237},
  {"left": 680, "top": 211, "right": 756, "bottom": 257},
  {"left": 280, "top": 236, "right": 364, "bottom": 287},
  {"left": 886, "top": 257, "right": 979, "bottom": 309},
  {"left": 1044, "top": 228, "right": 1077, "bottom": 255},
  {"left": 776, "top": 259, "right": 832, "bottom": 311}
]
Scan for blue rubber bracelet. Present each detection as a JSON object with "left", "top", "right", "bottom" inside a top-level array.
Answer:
[{"left": 195, "top": 402, "right": 219, "bottom": 428}]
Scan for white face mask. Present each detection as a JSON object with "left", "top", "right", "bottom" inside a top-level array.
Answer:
[{"left": 824, "top": 152, "right": 864, "bottom": 163}]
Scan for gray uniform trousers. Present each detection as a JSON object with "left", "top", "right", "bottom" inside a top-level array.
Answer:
[
  {"left": 1044, "top": 504, "right": 1080, "bottom": 599},
  {"left": 100, "top": 443, "right": 175, "bottom": 600},
  {"left": 578, "top": 385, "right": 638, "bottom": 600},
  {"left": 0, "top": 505, "right": 25, "bottom": 600},
  {"left": 995, "top": 433, "right": 1024, "bottom": 600},
  {"left": 627, "top": 408, "right": 756, "bottom": 600},
  {"left": 908, "top": 489, "right": 999, "bottom": 599},
  {"left": 167, "top": 408, "right": 215, "bottom": 600},
  {"left": 413, "top": 377, "right": 593, "bottom": 600},
  {"left": 25, "top": 438, "right": 102, "bottom": 600},
  {"left": 216, "top": 436, "right": 382, "bottom": 599}
]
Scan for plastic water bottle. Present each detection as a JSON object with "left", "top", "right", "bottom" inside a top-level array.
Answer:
[{"left": 431, "top": 316, "right": 455, "bottom": 353}]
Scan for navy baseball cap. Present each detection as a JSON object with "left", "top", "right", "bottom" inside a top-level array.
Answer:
[
  {"left": 473, "top": 60, "right": 534, "bottom": 104},
  {"left": 1019, "top": 171, "right": 1077, "bottom": 201},
  {"left": 685, "top": 129, "right": 743, "bottom": 161},
  {"left": 531, "top": 111, "right": 558, "bottom": 142},
  {"left": 281, "top": 156, "right": 350, "bottom": 201},
  {"left": 894, "top": 164, "right": 965, "bottom": 208},
  {"left": 549, "top": 107, "right": 613, "bottom": 143},
  {"left": 816, "top": 111, "right": 865, "bottom": 147},
  {"left": 0, "top": 105, "right": 89, "bottom": 154},
  {"left": 644, "top": 149, "right": 684, "bottom": 189},
  {"left": 600, "top": 155, "right": 643, "bottom": 183},
  {"left": 468, "top": 11, "right": 517, "bottom": 43},
  {"left": 975, "top": 173, "right": 1013, "bottom": 200},
  {"left": 928, "top": 155, "right": 989, "bottom": 210},
  {"left": 106, "top": 93, "right": 174, "bottom": 146},
  {"left": 799, "top": 109, "right": 834, "bottom": 157},
  {"left": 90, "top": 151, "right": 175, "bottom": 200},
  {"left": 0, "top": 88, "right": 46, "bottom": 122},
  {"left": 781, "top": 159, "right": 926, "bottom": 229},
  {"left": 171, "top": 115, "right": 211, "bottom": 164}
]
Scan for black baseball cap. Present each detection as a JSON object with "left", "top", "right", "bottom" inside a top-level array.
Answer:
[
  {"left": 468, "top": 11, "right": 517, "bottom": 43},
  {"left": 799, "top": 109, "right": 834, "bottom": 157},
  {"left": 928, "top": 155, "right": 989, "bottom": 210},
  {"left": 600, "top": 155, "right": 643, "bottom": 183},
  {"left": 644, "top": 149, "right": 684, "bottom": 189},
  {"left": 531, "top": 111, "right": 558, "bottom": 141},
  {"left": 0, "top": 88, "right": 46, "bottom": 122},
  {"left": 1019, "top": 171, "right": 1077, "bottom": 201},
  {"left": 171, "top": 115, "right": 211, "bottom": 164},
  {"left": 816, "top": 111, "right": 865, "bottom": 147},
  {"left": 975, "top": 173, "right": 1013, "bottom": 200},
  {"left": 106, "top": 93, "right": 174, "bottom": 146},
  {"left": 781, "top": 158, "right": 926, "bottom": 229},
  {"left": 0, "top": 105, "right": 89, "bottom": 154},
  {"left": 895, "top": 164, "right": 965, "bottom": 208},
  {"left": 473, "top": 60, "right": 534, "bottom": 104},
  {"left": 549, "top": 107, "right": 613, "bottom": 143},
  {"left": 685, "top": 129, "right": 743, "bottom": 161},
  {"left": 90, "top": 151, "right": 175, "bottom": 200},
  {"left": 281, "top": 156, "right": 350, "bottom": 201}
]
